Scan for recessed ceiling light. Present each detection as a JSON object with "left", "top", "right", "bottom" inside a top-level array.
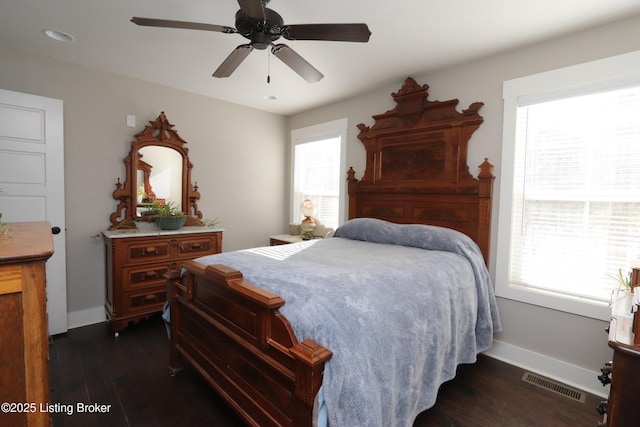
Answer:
[
  {"left": 43, "top": 29, "right": 75, "bottom": 42},
  {"left": 264, "top": 95, "right": 277, "bottom": 101}
]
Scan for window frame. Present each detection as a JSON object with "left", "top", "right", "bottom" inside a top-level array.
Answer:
[
  {"left": 290, "top": 118, "right": 348, "bottom": 229},
  {"left": 496, "top": 50, "right": 640, "bottom": 321}
]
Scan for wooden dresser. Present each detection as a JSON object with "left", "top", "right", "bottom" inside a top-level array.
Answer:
[
  {"left": 103, "top": 226, "right": 222, "bottom": 334},
  {"left": 601, "top": 267, "right": 640, "bottom": 426},
  {"left": 602, "top": 314, "right": 640, "bottom": 426},
  {"left": 0, "top": 221, "right": 53, "bottom": 427}
]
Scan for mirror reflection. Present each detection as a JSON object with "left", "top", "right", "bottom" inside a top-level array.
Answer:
[{"left": 135, "top": 146, "right": 183, "bottom": 217}]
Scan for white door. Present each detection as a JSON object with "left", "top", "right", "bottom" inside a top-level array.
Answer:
[{"left": 0, "top": 88, "right": 67, "bottom": 335}]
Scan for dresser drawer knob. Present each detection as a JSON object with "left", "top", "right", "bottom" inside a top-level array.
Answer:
[
  {"left": 142, "top": 246, "right": 157, "bottom": 255},
  {"left": 145, "top": 271, "right": 158, "bottom": 278},
  {"left": 597, "top": 372, "right": 611, "bottom": 386},
  {"left": 145, "top": 294, "right": 158, "bottom": 301}
]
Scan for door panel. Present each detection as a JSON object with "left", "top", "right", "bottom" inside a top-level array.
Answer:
[
  {"left": 0, "top": 104, "right": 44, "bottom": 141},
  {"left": 0, "top": 88, "right": 67, "bottom": 334}
]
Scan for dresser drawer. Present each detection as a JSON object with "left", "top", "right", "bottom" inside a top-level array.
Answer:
[
  {"left": 176, "top": 236, "right": 219, "bottom": 258},
  {"left": 122, "top": 264, "right": 172, "bottom": 291},
  {"left": 122, "top": 287, "right": 166, "bottom": 316},
  {"left": 123, "top": 240, "right": 172, "bottom": 264}
]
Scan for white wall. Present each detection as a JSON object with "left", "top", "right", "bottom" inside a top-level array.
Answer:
[
  {"left": 0, "top": 44, "right": 288, "bottom": 329},
  {"left": 288, "top": 14, "right": 640, "bottom": 395}
]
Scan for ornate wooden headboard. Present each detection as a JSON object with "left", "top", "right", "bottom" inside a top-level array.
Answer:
[{"left": 347, "top": 77, "right": 494, "bottom": 263}]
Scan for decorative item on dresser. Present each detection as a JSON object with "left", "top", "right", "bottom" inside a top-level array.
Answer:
[
  {"left": 165, "top": 77, "right": 498, "bottom": 427},
  {"left": 599, "top": 267, "right": 640, "bottom": 427},
  {"left": 0, "top": 222, "right": 53, "bottom": 427},
  {"left": 105, "top": 111, "right": 222, "bottom": 334}
]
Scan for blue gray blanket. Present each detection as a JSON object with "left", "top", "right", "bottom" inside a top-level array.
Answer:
[{"left": 194, "top": 218, "right": 501, "bottom": 427}]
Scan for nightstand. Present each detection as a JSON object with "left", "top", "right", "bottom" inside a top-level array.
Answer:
[{"left": 269, "top": 234, "right": 303, "bottom": 246}]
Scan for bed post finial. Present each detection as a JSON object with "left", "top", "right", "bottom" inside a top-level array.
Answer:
[
  {"left": 347, "top": 166, "right": 357, "bottom": 183},
  {"left": 478, "top": 158, "right": 494, "bottom": 180}
]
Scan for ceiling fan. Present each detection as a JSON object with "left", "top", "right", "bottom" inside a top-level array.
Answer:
[{"left": 131, "top": 0, "right": 371, "bottom": 83}]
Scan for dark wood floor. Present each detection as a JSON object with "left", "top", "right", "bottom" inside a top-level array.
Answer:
[{"left": 49, "top": 315, "right": 603, "bottom": 427}]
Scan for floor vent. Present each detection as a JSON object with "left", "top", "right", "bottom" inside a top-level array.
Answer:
[{"left": 521, "top": 372, "right": 586, "bottom": 403}]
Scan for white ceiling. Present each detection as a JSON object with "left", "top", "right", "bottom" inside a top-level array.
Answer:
[{"left": 2, "top": 0, "right": 640, "bottom": 115}]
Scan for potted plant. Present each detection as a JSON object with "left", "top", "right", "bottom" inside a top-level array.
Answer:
[
  {"left": 147, "top": 202, "right": 187, "bottom": 230},
  {"left": 610, "top": 268, "right": 632, "bottom": 292},
  {"left": 609, "top": 268, "right": 633, "bottom": 317}
]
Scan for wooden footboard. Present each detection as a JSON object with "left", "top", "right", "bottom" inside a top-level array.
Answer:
[{"left": 167, "top": 260, "right": 332, "bottom": 427}]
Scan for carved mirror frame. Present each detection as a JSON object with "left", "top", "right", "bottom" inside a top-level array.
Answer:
[{"left": 109, "top": 112, "right": 202, "bottom": 229}]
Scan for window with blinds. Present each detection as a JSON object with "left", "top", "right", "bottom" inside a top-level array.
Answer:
[
  {"left": 292, "top": 137, "right": 341, "bottom": 229},
  {"left": 290, "top": 119, "right": 347, "bottom": 231},
  {"left": 511, "top": 86, "right": 640, "bottom": 303},
  {"left": 496, "top": 50, "right": 640, "bottom": 320}
]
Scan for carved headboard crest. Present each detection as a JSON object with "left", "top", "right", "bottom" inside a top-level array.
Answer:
[
  {"left": 391, "top": 77, "right": 430, "bottom": 128},
  {"left": 347, "top": 77, "right": 495, "bottom": 263},
  {"left": 354, "top": 77, "right": 487, "bottom": 186}
]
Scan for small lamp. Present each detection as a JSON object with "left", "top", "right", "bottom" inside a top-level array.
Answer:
[{"left": 300, "top": 199, "right": 316, "bottom": 240}]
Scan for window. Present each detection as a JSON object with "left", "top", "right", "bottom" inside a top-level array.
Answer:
[
  {"left": 497, "top": 50, "right": 640, "bottom": 320},
  {"left": 291, "top": 119, "right": 347, "bottom": 230}
]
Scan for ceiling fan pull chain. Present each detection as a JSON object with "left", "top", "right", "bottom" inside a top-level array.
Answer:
[{"left": 267, "top": 48, "right": 271, "bottom": 83}]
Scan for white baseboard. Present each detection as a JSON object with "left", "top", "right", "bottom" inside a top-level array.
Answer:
[
  {"left": 67, "top": 306, "right": 107, "bottom": 330},
  {"left": 483, "top": 339, "right": 609, "bottom": 398}
]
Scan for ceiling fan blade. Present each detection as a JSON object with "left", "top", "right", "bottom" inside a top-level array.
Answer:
[
  {"left": 212, "top": 44, "right": 254, "bottom": 78},
  {"left": 237, "top": 0, "right": 265, "bottom": 20},
  {"left": 283, "top": 23, "right": 371, "bottom": 42},
  {"left": 131, "top": 17, "right": 235, "bottom": 33},
  {"left": 271, "top": 44, "right": 324, "bottom": 83}
]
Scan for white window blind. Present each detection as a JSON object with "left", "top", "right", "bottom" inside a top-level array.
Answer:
[
  {"left": 510, "top": 86, "right": 640, "bottom": 304},
  {"left": 497, "top": 50, "right": 640, "bottom": 320}
]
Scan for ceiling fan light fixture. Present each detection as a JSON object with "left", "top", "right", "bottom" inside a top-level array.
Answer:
[
  {"left": 132, "top": 0, "right": 370, "bottom": 82},
  {"left": 43, "top": 29, "right": 75, "bottom": 42}
]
